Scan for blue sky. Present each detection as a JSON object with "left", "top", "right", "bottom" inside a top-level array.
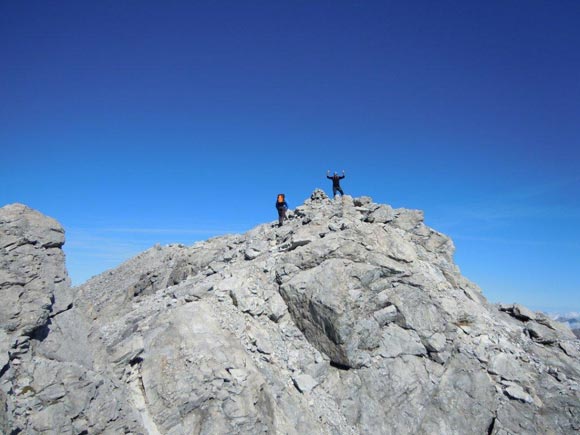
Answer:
[{"left": 1, "top": 1, "right": 578, "bottom": 313}]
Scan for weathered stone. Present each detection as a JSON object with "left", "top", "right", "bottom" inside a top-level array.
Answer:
[
  {"left": 379, "top": 324, "right": 427, "bottom": 358},
  {"left": 535, "top": 313, "right": 577, "bottom": 339},
  {"left": 138, "top": 303, "right": 279, "bottom": 433},
  {"left": 366, "top": 204, "right": 394, "bottom": 223},
  {"left": 353, "top": 196, "right": 373, "bottom": 207},
  {"left": 416, "top": 226, "right": 456, "bottom": 261},
  {"left": 390, "top": 208, "right": 424, "bottom": 231},
  {"left": 267, "top": 291, "right": 288, "bottom": 322},
  {"left": 244, "top": 238, "right": 270, "bottom": 260},
  {"left": 0, "top": 330, "right": 9, "bottom": 372},
  {"left": 289, "top": 227, "right": 315, "bottom": 249},
  {"left": 525, "top": 322, "right": 559, "bottom": 344},
  {"left": 381, "top": 226, "right": 417, "bottom": 262},
  {"left": 373, "top": 305, "right": 398, "bottom": 326},
  {"left": 2, "top": 196, "right": 579, "bottom": 435},
  {"left": 513, "top": 304, "right": 536, "bottom": 321},
  {"left": 418, "top": 353, "right": 497, "bottom": 434},
  {"left": 292, "top": 374, "right": 318, "bottom": 393},
  {"left": 488, "top": 353, "right": 526, "bottom": 382},
  {"left": 559, "top": 341, "right": 579, "bottom": 358},
  {"left": 504, "top": 384, "right": 533, "bottom": 403},
  {"left": 424, "top": 332, "right": 447, "bottom": 352}
]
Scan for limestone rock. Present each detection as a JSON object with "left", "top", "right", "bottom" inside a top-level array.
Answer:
[
  {"left": 0, "top": 204, "right": 143, "bottom": 434},
  {"left": 379, "top": 324, "right": 427, "bottom": 358},
  {"left": 292, "top": 373, "right": 318, "bottom": 393},
  {"left": 366, "top": 204, "right": 394, "bottom": 223},
  {"left": 0, "top": 203, "right": 72, "bottom": 337},
  {"left": 513, "top": 303, "right": 536, "bottom": 321},
  {"left": 488, "top": 352, "right": 526, "bottom": 382},
  {"left": 1, "top": 194, "right": 579, "bottom": 435},
  {"left": 504, "top": 384, "right": 533, "bottom": 403}
]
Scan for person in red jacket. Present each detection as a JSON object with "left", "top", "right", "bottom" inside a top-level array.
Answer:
[{"left": 326, "top": 170, "right": 345, "bottom": 197}]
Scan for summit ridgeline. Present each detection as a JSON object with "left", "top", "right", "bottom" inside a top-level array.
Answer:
[{"left": 1, "top": 192, "right": 579, "bottom": 434}]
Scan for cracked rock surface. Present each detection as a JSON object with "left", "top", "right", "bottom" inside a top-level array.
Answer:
[{"left": 1, "top": 192, "right": 579, "bottom": 434}]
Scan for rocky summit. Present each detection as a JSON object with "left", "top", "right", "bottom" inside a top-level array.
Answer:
[{"left": 1, "top": 192, "right": 579, "bottom": 435}]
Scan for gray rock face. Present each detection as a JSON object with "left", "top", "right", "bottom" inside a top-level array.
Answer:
[
  {"left": 1, "top": 193, "right": 579, "bottom": 434},
  {"left": 0, "top": 203, "right": 71, "bottom": 337},
  {"left": 0, "top": 204, "right": 143, "bottom": 433}
]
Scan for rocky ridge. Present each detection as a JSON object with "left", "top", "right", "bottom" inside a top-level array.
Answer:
[{"left": 1, "top": 191, "right": 579, "bottom": 434}]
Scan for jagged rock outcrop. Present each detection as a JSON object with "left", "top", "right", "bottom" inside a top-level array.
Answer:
[
  {"left": 0, "top": 204, "right": 144, "bottom": 434},
  {"left": 1, "top": 192, "right": 579, "bottom": 434}
]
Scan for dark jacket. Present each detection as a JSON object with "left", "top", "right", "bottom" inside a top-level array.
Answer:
[
  {"left": 327, "top": 174, "right": 345, "bottom": 188},
  {"left": 276, "top": 200, "right": 288, "bottom": 210}
]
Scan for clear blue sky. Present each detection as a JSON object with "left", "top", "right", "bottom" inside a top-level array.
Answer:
[{"left": 1, "top": 1, "right": 579, "bottom": 313}]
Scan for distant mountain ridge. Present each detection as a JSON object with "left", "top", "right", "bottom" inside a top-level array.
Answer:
[{"left": 1, "top": 193, "right": 579, "bottom": 434}]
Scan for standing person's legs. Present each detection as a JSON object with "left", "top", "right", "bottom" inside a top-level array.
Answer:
[
  {"left": 278, "top": 209, "right": 286, "bottom": 226},
  {"left": 337, "top": 187, "right": 344, "bottom": 196}
]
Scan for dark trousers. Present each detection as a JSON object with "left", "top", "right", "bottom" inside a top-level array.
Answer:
[
  {"left": 277, "top": 208, "right": 286, "bottom": 225},
  {"left": 333, "top": 186, "right": 344, "bottom": 197}
]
